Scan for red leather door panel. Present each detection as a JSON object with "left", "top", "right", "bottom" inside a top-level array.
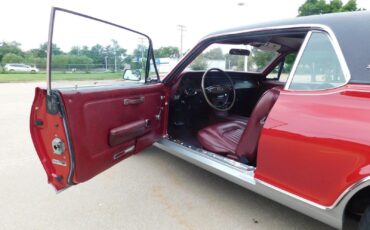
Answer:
[{"left": 30, "top": 83, "right": 167, "bottom": 190}]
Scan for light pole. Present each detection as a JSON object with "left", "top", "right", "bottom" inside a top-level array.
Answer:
[
  {"left": 138, "top": 37, "right": 145, "bottom": 70},
  {"left": 114, "top": 50, "right": 117, "bottom": 72},
  {"left": 177, "top": 25, "right": 186, "bottom": 57},
  {"left": 105, "top": 56, "right": 108, "bottom": 71}
]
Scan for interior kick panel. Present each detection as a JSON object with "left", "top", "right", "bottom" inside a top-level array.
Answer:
[{"left": 59, "top": 83, "right": 166, "bottom": 183}]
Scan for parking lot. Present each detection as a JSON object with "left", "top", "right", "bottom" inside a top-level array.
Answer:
[{"left": 0, "top": 82, "right": 333, "bottom": 229}]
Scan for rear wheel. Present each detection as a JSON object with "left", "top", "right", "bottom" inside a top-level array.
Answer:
[{"left": 359, "top": 206, "right": 370, "bottom": 230}]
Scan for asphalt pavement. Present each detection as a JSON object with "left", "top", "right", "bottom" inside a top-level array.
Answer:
[{"left": 0, "top": 82, "right": 334, "bottom": 230}]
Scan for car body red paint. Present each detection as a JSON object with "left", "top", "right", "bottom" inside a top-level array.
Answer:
[{"left": 30, "top": 8, "right": 370, "bottom": 229}]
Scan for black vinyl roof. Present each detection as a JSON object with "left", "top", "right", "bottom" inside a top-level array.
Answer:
[{"left": 206, "top": 11, "right": 370, "bottom": 84}]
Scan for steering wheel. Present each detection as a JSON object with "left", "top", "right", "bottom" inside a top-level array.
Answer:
[{"left": 201, "top": 68, "right": 236, "bottom": 111}]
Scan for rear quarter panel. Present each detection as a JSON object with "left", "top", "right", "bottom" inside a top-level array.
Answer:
[{"left": 256, "top": 84, "right": 370, "bottom": 206}]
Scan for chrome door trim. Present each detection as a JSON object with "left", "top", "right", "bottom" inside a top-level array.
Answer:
[
  {"left": 284, "top": 29, "right": 351, "bottom": 91},
  {"left": 284, "top": 31, "right": 312, "bottom": 90}
]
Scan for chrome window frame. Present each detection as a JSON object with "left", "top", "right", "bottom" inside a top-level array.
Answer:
[{"left": 284, "top": 28, "right": 351, "bottom": 91}]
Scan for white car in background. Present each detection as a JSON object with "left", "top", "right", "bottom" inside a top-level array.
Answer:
[{"left": 4, "top": 63, "right": 39, "bottom": 73}]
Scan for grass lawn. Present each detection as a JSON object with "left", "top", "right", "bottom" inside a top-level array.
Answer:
[{"left": 0, "top": 72, "right": 123, "bottom": 83}]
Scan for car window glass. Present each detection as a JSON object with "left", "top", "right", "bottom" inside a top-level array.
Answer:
[
  {"left": 50, "top": 10, "right": 153, "bottom": 89},
  {"left": 266, "top": 53, "right": 297, "bottom": 82},
  {"left": 186, "top": 43, "right": 278, "bottom": 73},
  {"left": 288, "top": 32, "right": 346, "bottom": 90}
]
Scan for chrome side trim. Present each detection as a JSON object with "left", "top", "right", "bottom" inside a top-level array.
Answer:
[
  {"left": 284, "top": 27, "right": 351, "bottom": 90},
  {"left": 154, "top": 139, "right": 370, "bottom": 229},
  {"left": 284, "top": 31, "right": 312, "bottom": 90},
  {"left": 154, "top": 139, "right": 256, "bottom": 185},
  {"left": 113, "top": 145, "right": 135, "bottom": 160}
]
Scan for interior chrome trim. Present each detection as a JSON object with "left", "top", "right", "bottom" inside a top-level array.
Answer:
[{"left": 123, "top": 96, "right": 145, "bottom": 105}]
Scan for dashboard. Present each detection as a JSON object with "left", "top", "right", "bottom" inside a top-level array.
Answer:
[
  {"left": 169, "top": 71, "right": 263, "bottom": 131},
  {"left": 175, "top": 71, "right": 260, "bottom": 97}
]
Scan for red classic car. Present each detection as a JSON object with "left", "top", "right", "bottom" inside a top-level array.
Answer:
[{"left": 30, "top": 8, "right": 370, "bottom": 229}]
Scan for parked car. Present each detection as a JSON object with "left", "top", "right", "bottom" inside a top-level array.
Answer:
[
  {"left": 4, "top": 63, "right": 39, "bottom": 73},
  {"left": 30, "top": 8, "right": 370, "bottom": 230}
]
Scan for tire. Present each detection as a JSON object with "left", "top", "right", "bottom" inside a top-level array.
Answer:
[{"left": 359, "top": 206, "right": 370, "bottom": 230}]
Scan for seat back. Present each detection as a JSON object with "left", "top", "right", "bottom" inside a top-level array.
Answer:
[{"left": 235, "top": 88, "right": 280, "bottom": 162}]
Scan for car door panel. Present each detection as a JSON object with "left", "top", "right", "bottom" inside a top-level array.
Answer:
[
  {"left": 31, "top": 83, "right": 167, "bottom": 190},
  {"left": 61, "top": 83, "right": 166, "bottom": 183}
]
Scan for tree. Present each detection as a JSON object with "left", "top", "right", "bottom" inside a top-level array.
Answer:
[
  {"left": 298, "top": 0, "right": 362, "bottom": 16},
  {"left": 89, "top": 44, "right": 105, "bottom": 64},
  {"left": 204, "top": 48, "right": 224, "bottom": 60},
  {"left": 154, "top": 46, "right": 179, "bottom": 58},
  {"left": 190, "top": 55, "right": 208, "bottom": 70},
  {"left": 341, "top": 0, "right": 357, "bottom": 11},
  {"left": 0, "top": 41, "right": 24, "bottom": 62},
  {"left": 329, "top": 0, "right": 343, "bottom": 12},
  {"left": 2, "top": 53, "right": 24, "bottom": 63},
  {"left": 248, "top": 48, "right": 276, "bottom": 72}
]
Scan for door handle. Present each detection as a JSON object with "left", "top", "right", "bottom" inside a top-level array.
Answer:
[{"left": 123, "top": 96, "right": 144, "bottom": 105}]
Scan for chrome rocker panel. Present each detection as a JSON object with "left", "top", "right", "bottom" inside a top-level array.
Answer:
[{"left": 154, "top": 138, "right": 370, "bottom": 229}]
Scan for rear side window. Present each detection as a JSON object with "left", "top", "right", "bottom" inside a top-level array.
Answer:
[{"left": 288, "top": 32, "right": 346, "bottom": 90}]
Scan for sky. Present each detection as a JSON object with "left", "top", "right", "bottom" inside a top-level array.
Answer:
[{"left": 1, "top": 0, "right": 370, "bottom": 52}]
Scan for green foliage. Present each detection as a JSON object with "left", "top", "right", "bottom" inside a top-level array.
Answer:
[
  {"left": 87, "top": 44, "right": 105, "bottom": 64},
  {"left": 2, "top": 53, "right": 24, "bottom": 63},
  {"left": 329, "top": 0, "right": 343, "bottom": 12},
  {"left": 0, "top": 41, "right": 24, "bottom": 63},
  {"left": 342, "top": 0, "right": 358, "bottom": 11},
  {"left": 52, "top": 54, "right": 93, "bottom": 65},
  {"left": 68, "top": 40, "right": 127, "bottom": 67},
  {"left": 284, "top": 53, "right": 297, "bottom": 73},
  {"left": 133, "top": 45, "right": 148, "bottom": 59},
  {"left": 204, "top": 48, "right": 224, "bottom": 60},
  {"left": 154, "top": 46, "right": 179, "bottom": 58},
  {"left": 190, "top": 55, "right": 208, "bottom": 70},
  {"left": 0, "top": 72, "right": 123, "bottom": 82},
  {"left": 248, "top": 48, "right": 276, "bottom": 72},
  {"left": 298, "top": 0, "right": 361, "bottom": 16},
  {"left": 225, "top": 54, "right": 245, "bottom": 71}
]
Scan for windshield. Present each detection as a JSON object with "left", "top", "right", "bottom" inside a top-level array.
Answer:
[{"left": 186, "top": 43, "right": 278, "bottom": 73}]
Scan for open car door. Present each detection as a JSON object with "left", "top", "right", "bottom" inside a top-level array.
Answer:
[{"left": 30, "top": 8, "right": 168, "bottom": 191}]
